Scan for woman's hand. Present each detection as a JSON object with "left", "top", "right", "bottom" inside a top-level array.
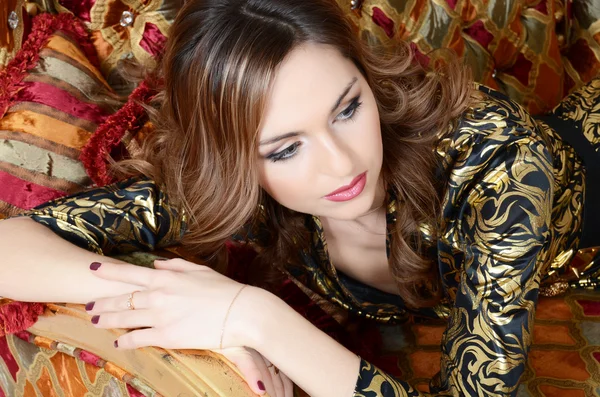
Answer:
[
  {"left": 217, "top": 347, "right": 294, "bottom": 396},
  {"left": 85, "top": 258, "right": 256, "bottom": 351}
]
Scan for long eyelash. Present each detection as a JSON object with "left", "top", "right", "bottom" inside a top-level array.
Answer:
[
  {"left": 266, "top": 142, "right": 300, "bottom": 162},
  {"left": 339, "top": 96, "right": 363, "bottom": 122}
]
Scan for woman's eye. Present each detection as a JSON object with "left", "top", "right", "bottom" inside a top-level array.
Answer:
[
  {"left": 336, "top": 96, "right": 362, "bottom": 121},
  {"left": 267, "top": 142, "right": 301, "bottom": 162}
]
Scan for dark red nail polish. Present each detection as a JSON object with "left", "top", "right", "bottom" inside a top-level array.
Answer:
[
  {"left": 91, "top": 315, "right": 99, "bottom": 324},
  {"left": 257, "top": 380, "right": 265, "bottom": 391},
  {"left": 85, "top": 302, "right": 95, "bottom": 311},
  {"left": 90, "top": 262, "right": 101, "bottom": 271},
  {"left": 114, "top": 340, "right": 119, "bottom": 348}
]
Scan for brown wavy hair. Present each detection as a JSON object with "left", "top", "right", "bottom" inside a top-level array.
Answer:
[{"left": 122, "top": 0, "right": 473, "bottom": 309}]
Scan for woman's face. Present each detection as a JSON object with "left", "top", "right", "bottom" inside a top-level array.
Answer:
[{"left": 257, "top": 43, "right": 383, "bottom": 220}]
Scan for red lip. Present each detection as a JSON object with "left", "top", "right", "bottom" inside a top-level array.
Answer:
[{"left": 325, "top": 172, "right": 367, "bottom": 197}]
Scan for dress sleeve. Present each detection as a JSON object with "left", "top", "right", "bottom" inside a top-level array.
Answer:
[
  {"left": 20, "top": 177, "right": 186, "bottom": 256},
  {"left": 353, "top": 137, "right": 554, "bottom": 396}
]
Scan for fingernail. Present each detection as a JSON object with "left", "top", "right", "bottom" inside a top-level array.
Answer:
[
  {"left": 91, "top": 315, "right": 99, "bottom": 324},
  {"left": 90, "top": 262, "right": 101, "bottom": 271},
  {"left": 114, "top": 340, "right": 119, "bottom": 348},
  {"left": 257, "top": 380, "right": 265, "bottom": 391},
  {"left": 85, "top": 301, "right": 95, "bottom": 311}
]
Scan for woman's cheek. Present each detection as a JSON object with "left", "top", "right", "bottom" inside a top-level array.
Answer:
[{"left": 260, "top": 167, "right": 302, "bottom": 207}]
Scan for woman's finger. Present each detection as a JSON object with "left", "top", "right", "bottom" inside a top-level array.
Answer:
[
  {"left": 91, "top": 309, "right": 154, "bottom": 329},
  {"left": 218, "top": 348, "right": 268, "bottom": 395},
  {"left": 86, "top": 290, "right": 152, "bottom": 314},
  {"left": 248, "top": 348, "right": 277, "bottom": 396},
  {"left": 89, "top": 262, "right": 157, "bottom": 288},
  {"left": 114, "top": 327, "right": 163, "bottom": 350},
  {"left": 264, "top": 356, "right": 285, "bottom": 397},
  {"left": 280, "top": 371, "right": 294, "bottom": 397},
  {"left": 153, "top": 258, "right": 202, "bottom": 272}
]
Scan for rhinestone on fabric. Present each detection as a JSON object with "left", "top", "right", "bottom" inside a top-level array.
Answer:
[
  {"left": 120, "top": 11, "right": 134, "bottom": 27},
  {"left": 350, "top": 0, "right": 363, "bottom": 10},
  {"left": 8, "top": 11, "right": 19, "bottom": 30}
]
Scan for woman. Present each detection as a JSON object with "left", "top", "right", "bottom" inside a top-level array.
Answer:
[{"left": 1, "top": 0, "right": 598, "bottom": 396}]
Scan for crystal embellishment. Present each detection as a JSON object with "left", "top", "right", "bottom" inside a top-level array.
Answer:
[
  {"left": 120, "top": 11, "right": 134, "bottom": 27},
  {"left": 8, "top": 11, "right": 19, "bottom": 30},
  {"left": 350, "top": 0, "right": 363, "bottom": 10}
]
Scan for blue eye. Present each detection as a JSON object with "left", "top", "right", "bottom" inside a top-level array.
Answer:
[
  {"left": 336, "top": 96, "right": 362, "bottom": 121},
  {"left": 267, "top": 142, "right": 301, "bottom": 162}
]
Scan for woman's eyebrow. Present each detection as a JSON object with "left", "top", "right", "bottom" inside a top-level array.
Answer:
[
  {"left": 259, "top": 132, "right": 300, "bottom": 146},
  {"left": 330, "top": 77, "right": 358, "bottom": 113},
  {"left": 259, "top": 77, "right": 359, "bottom": 147}
]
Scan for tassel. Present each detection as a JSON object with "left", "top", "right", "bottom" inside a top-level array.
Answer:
[
  {"left": 0, "top": 300, "right": 45, "bottom": 338},
  {"left": 80, "top": 78, "right": 160, "bottom": 186}
]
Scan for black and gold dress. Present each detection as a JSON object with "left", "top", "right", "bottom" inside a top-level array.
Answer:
[{"left": 19, "top": 80, "right": 600, "bottom": 396}]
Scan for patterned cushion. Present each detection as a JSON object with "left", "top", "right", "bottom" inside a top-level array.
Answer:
[
  {"left": 336, "top": 0, "right": 600, "bottom": 115},
  {"left": 48, "top": 0, "right": 182, "bottom": 94},
  {"left": 1, "top": 304, "right": 258, "bottom": 396},
  {"left": 0, "top": 12, "right": 115, "bottom": 219},
  {"left": 564, "top": 0, "right": 600, "bottom": 88}
]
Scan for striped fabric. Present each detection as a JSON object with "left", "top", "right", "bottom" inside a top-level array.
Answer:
[{"left": 0, "top": 13, "right": 115, "bottom": 219}]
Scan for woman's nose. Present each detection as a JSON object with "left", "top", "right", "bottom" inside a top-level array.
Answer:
[{"left": 316, "top": 133, "right": 354, "bottom": 177}]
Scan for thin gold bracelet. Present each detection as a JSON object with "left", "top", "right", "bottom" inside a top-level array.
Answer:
[{"left": 220, "top": 285, "right": 248, "bottom": 349}]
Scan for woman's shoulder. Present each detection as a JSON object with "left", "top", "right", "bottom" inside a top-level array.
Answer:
[
  {"left": 436, "top": 83, "right": 552, "bottom": 167},
  {"left": 35, "top": 176, "right": 170, "bottom": 210}
]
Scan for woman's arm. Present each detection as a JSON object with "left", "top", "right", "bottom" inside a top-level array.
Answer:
[
  {"left": 0, "top": 177, "right": 186, "bottom": 303},
  {"left": 234, "top": 287, "right": 362, "bottom": 397},
  {"left": 0, "top": 217, "right": 133, "bottom": 302},
  {"left": 431, "top": 130, "right": 554, "bottom": 394}
]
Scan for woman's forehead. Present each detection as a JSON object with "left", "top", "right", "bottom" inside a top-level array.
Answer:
[{"left": 260, "top": 44, "right": 361, "bottom": 134}]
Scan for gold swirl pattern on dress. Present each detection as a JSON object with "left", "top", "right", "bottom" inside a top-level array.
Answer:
[{"left": 23, "top": 178, "right": 186, "bottom": 255}]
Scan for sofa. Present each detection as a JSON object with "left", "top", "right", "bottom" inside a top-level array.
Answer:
[{"left": 0, "top": 0, "right": 599, "bottom": 396}]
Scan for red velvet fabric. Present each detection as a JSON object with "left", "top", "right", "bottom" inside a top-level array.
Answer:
[
  {"left": 372, "top": 7, "right": 395, "bottom": 38},
  {"left": 56, "top": 0, "right": 97, "bottom": 22},
  {"left": 0, "top": 336, "right": 19, "bottom": 381},
  {"left": 0, "top": 170, "right": 65, "bottom": 209},
  {"left": 79, "top": 350, "right": 104, "bottom": 366},
  {"left": 464, "top": 20, "right": 494, "bottom": 50},
  {"left": 14, "top": 81, "right": 111, "bottom": 123},
  {"left": 140, "top": 22, "right": 167, "bottom": 58},
  {"left": 578, "top": 299, "right": 600, "bottom": 316}
]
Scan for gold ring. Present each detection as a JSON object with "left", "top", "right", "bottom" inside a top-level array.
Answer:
[{"left": 126, "top": 291, "right": 140, "bottom": 310}]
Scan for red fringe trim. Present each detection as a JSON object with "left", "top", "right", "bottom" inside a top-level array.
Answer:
[
  {"left": 0, "top": 301, "right": 45, "bottom": 338},
  {"left": 0, "top": 12, "right": 96, "bottom": 337},
  {"left": 80, "top": 78, "right": 159, "bottom": 186},
  {"left": 0, "top": 13, "right": 99, "bottom": 118}
]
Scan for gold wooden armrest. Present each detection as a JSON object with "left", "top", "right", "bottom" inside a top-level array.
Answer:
[{"left": 27, "top": 303, "right": 261, "bottom": 397}]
